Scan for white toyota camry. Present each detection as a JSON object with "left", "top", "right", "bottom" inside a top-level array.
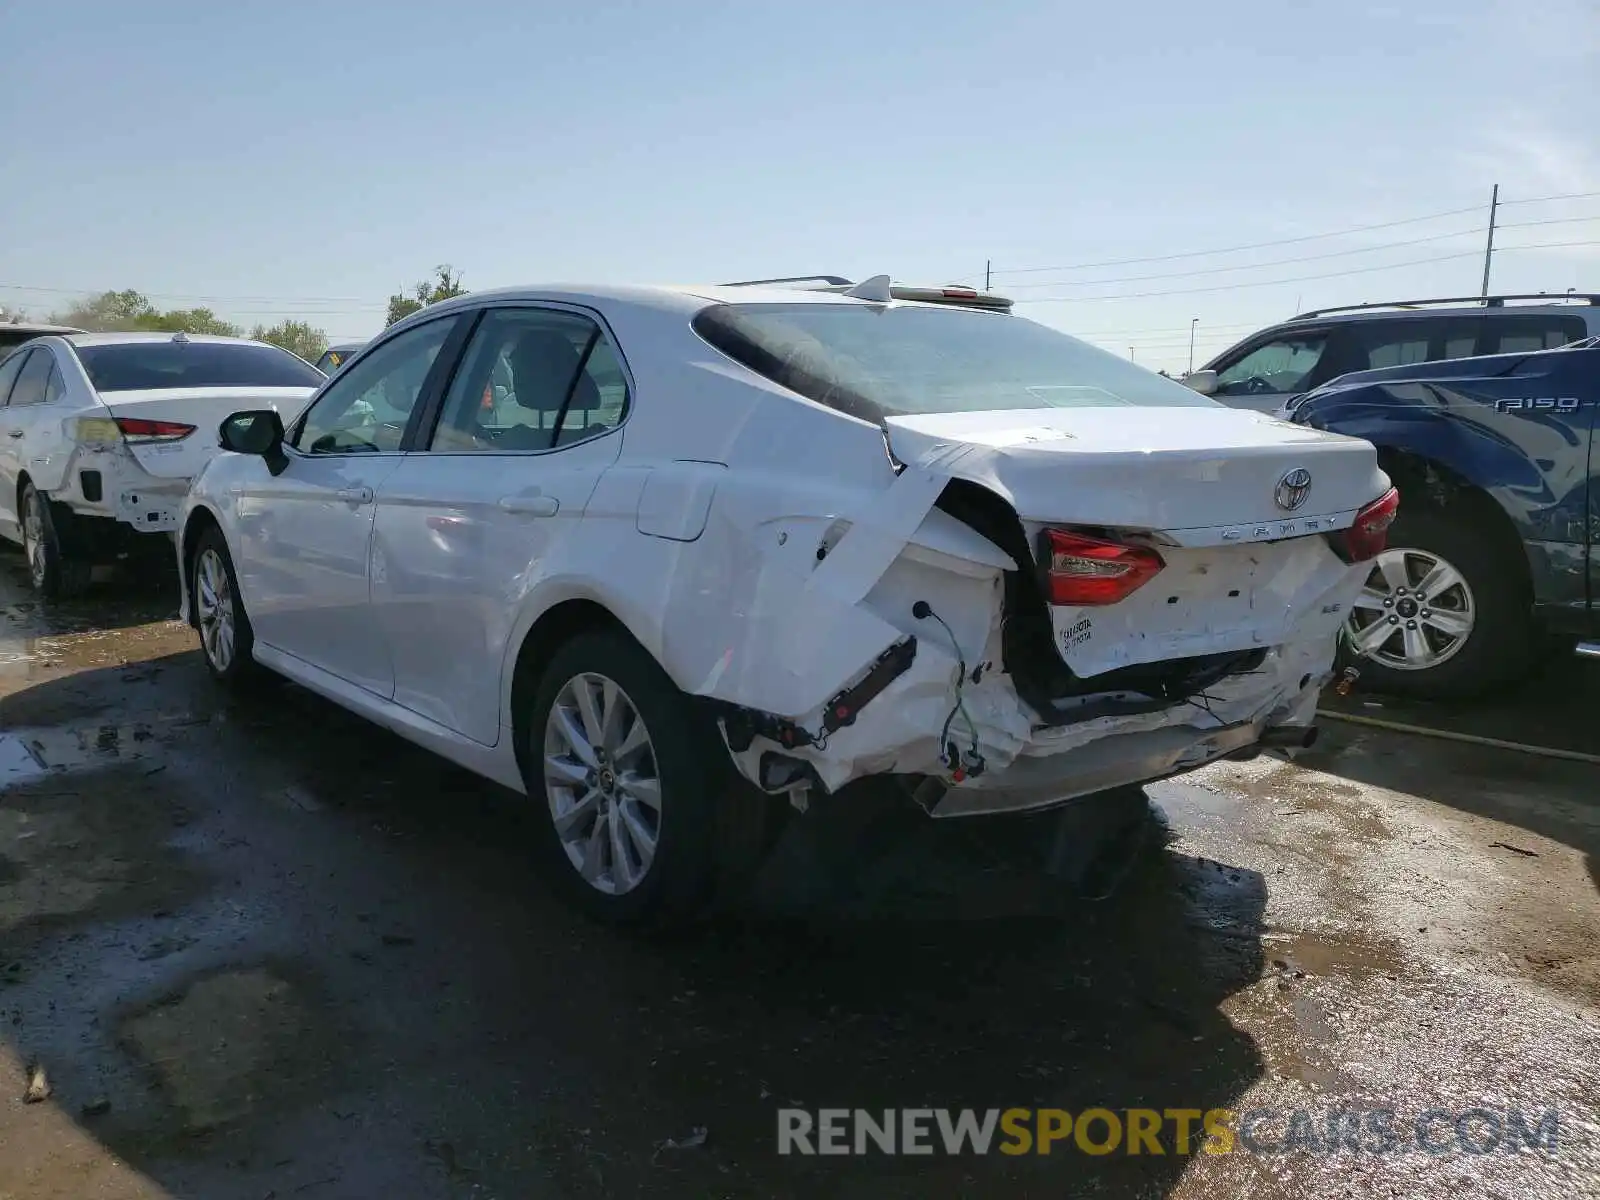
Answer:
[{"left": 176, "top": 275, "right": 1396, "bottom": 921}]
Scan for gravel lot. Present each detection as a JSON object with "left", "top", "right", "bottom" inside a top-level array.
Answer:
[{"left": 0, "top": 553, "right": 1596, "bottom": 1199}]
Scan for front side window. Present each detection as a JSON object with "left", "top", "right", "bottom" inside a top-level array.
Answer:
[
  {"left": 1213, "top": 332, "right": 1330, "bottom": 398},
  {"left": 293, "top": 318, "right": 457, "bottom": 454},
  {"left": 428, "top": 308, "right": 627, "bottom": 453},
  {"left": 7, "top": 349, "right": 53, "bottom": 407},
  {"left": 692, "top": 302, "right": 1217, "bottom": 424},
  {"left": 74, "top": 341, "right": 326, "bottom": 392}
]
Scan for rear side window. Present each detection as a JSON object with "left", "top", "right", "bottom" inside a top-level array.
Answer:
[
  {"left": 1484, "top": 315, "right": 1587, "bottom": 356},
  {"left": 74, "top": 341, "right": 327, "bottom": 392},
  {"left": 7, "top": 350, "right": 53, "bottom": 407},
  {"left": 0, "top": 350, "right": 31, "bottom": 405},
  {"left": 693, "top": 302, "right": 1216, "bottom": 423}
]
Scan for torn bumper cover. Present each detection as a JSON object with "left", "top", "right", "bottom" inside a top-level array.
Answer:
[
  {"left": 719, "top": 634, "right": 1328, "bottom": 817},
  {"left": 694, "top": 461, "right": 1354, "bottom": 819}
]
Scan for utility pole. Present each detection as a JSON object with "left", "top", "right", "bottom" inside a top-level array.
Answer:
[
  {"left": 1480, "top": 184, "right": 1499, "bottom": 298},
  {"left": 984, "top": 260, "right": 991, "bottom": 291},
  {"left": 1188, "top": 318, "right": 1198, "bottom": 375}
]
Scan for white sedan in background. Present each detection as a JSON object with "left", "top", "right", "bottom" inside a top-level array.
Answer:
[
  {"left": 176, "top": 276, "right": 1396, "bottom": 923},
  {"left": 0, "top": 331, "right": 323, "bottom": 596}
]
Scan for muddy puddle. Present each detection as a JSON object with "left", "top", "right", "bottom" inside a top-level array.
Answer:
[
  {"left": 119, "top": 965, "right": 339, "bottom": 1134},
  {"left": 0, "top": 763, "right": 202, "bottom": 940}
]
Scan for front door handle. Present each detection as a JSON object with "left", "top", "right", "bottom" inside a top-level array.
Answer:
[
  {"left": 335, "top": 486, "right": 374, "bottom": 504},
  {"left": 498, "top": 495, "right": 559, "bottom": 517},
  {"left": 6, "top": 430, "right": 22, "bottom": 439}
]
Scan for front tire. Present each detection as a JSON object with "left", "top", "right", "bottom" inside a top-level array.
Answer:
[
  {"left": 1340, "top": 507, "right": 1534, "bottom": 699},
  {"left": 19, "top": 483, "right": 90, "bottom": 599},
  {"left": 191, "top": 526, "right": 261, "bottom": 686},
  {"left": 521, "top": 631, "right": 724, "bottom": 924}
]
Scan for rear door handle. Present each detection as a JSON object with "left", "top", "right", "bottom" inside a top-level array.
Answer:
[
  {"left": 6, "top": 430, "right": 22, "bottom": 439},
  {"left": 335, "top": 486, "right": 374, "bottom": 504},
  {"left": 498, "top": 495, "right": 559, "bottom": 517}
]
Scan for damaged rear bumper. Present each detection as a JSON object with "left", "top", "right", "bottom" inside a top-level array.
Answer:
[{"left": 921, "top": 711, "right": 1289, "bottom": 817}]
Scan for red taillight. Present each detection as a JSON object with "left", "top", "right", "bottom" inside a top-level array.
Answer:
[
  {"left": 1041, "top": 529, "right": 1164, "bottom": 606},
  {"left": 115, "top": 417, "right": 196, "bottom": 443},
  {"left": 1335, "top": 487, "right": 1400, "bottom": 562}
]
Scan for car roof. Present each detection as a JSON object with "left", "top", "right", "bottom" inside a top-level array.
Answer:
[
  {"left": 326, "top": 341, "right": 366, "bottom": 353},
  {"left": 401, "top": 282, "right": 987, "bottom": 331},
  {"left": 0, "top": 321, "right": 84, "bottom": 336},
  {"left": 63, "top": 332, "right": 274, "bottom": 349}
]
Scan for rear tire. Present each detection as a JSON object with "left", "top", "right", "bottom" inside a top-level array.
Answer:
[
  {"left": 19, "top": 483, "right": 90, "bottom": 600},
  {"left": 520, "top": 630, "right": 726, "bottom": 925},
  {"left": 1340, "top": 507, "right": 1534, "bottom": 699},
  {"left": 191, "top": 525, "right": 262, "bottom": 687}
]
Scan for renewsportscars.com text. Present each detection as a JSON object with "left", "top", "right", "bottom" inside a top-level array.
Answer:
[{"left": 777, "top": 1106, "right": 1561, "bottom": 1157}]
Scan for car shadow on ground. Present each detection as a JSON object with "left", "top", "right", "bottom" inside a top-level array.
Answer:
[
  {"left": 0, "top": 548, "right": 179, "bottom": 640},
  {"left": 0, "top": 652, "right": 1273, "bottom": 1198}
]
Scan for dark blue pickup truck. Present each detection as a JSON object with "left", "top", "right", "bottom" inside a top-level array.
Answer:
[{"left": 1287, "top": 341, "right": 1599, "bottom": 698}]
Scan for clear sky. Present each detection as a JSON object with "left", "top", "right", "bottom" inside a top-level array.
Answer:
[{"left": 1, "top": 0, "right": 1595, "bottom": 372}]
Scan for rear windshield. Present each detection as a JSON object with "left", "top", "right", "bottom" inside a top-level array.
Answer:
[
  {"left": 74, "top": 341, "right": 327, "bottom": 392},
  {"left": 692, "top": 303, "right": 1218, "bottom": 424}
]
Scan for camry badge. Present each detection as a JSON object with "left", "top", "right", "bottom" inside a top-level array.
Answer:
[{"left": 1274, "top": 467, "right": 1312, "bottom": 511}]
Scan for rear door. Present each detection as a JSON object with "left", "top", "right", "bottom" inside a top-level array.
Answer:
[
  {"left": 0, "top": 349, "right": 72, "bottom": 507},
  {"left": 0, "top": 350, "right": 37, "bottom": 539},
  {"left": 370, "top": 303, "right": 629, "bottom": 744}
]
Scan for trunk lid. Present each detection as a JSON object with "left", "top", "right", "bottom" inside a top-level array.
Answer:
[
  {"left": 883, "top": 405, "right": 1386, "bottom": 683},
  {"left": 883, "top": 405, "right": 1386, "bottom": 533},
  {"left": 97, "top": 387, "right": 315, "bottom": 478}
]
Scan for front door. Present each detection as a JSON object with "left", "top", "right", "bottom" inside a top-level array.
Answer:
[
  {"left": 237, "top": 315, "right": 463, "bottom": 697},
  {"left": 371, "top": 304, "right": 629, "bottom": 744}
]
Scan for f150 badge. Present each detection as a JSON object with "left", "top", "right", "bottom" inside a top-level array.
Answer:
[{"left": 1493, "top": 396, "right": 1588, "bottom": 412}]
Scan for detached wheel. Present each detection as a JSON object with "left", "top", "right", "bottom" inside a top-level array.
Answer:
[
  {"left": 1341, "top": 508, "right": 1533, "bottom": 699},
  {"left": 191, "top": 526, "right": 261, "bottom": 686},
  {"left": 20, "top": 483, "right": 90, "bottom": 599},
  {"left": 522, "top": 631, "right": 722, "bottom": 924}
]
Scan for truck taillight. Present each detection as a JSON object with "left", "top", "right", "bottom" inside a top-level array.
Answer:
[
  {"left": 1040, "top": 529, "right": 1164, "bottom": 606},
  {"left": 1333, "top": 487, "right": 1400, "bottom": 563},
  {"left": 114, "top": 417, "right": 196, "bottom": 443}
]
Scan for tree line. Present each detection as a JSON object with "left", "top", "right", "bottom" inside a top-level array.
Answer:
[{"left": 17, "top": 265, "right": 470, "bottom": 365}]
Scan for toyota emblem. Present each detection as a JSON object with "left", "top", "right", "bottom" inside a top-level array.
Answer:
[{"left": 1274, "top": 467, "right": 1312, "bottom": 511}]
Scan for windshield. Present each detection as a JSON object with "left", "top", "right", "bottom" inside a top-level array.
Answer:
[
  {"left": 75, "top": 341, "right": 327, "bottom": 392},
  {"left": 692, "top": 302, "right": 1219, "bottom": 424}
]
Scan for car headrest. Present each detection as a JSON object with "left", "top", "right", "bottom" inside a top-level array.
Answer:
[{"left": 507, "top": 330, "right": 598, "bottom": 414}]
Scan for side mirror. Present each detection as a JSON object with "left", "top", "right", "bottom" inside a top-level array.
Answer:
[
  {"left": 219, "top": 409, "right": 288, "bottom": 474},
  {"left": 1183, "top": 369, "right": 1219, "bottom": 396}
]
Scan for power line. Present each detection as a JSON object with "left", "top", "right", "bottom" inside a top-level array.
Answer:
[
  {"left": 999, "top": 215, "right": 1597, "bottom": 291},
  {"left": 1010, "top": 240, "right": 1600, "bottom": 304},
  {"left": 989, "top": 190, "right": 1600, "bottom": 277}
]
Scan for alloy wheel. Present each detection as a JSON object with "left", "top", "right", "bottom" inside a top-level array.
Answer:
[
  {"left": 542, "top": 671, "right": 661, "bottom": 895},
  {"left": 195, "top": 547, "right": 236, "bottom": 673},
  {"left": 1344, "top": 547, "right": 1476, "bottom": 672},
  {"left": 21, "top": 489, "right": 47, "bottom": 590}
]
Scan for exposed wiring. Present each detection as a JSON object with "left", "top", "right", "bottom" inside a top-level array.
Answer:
[{"left": 914, "top": 601, "right": 984, "bottom": 774}]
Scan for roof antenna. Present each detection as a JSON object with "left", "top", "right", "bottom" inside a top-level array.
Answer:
[{"left": 843, "top": 274, "right": 893, "bottom": 303}]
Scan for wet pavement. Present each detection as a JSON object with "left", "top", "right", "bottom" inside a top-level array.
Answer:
[{"left": 0, "top": 549, "right": 1596, "bottom": 1199}]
